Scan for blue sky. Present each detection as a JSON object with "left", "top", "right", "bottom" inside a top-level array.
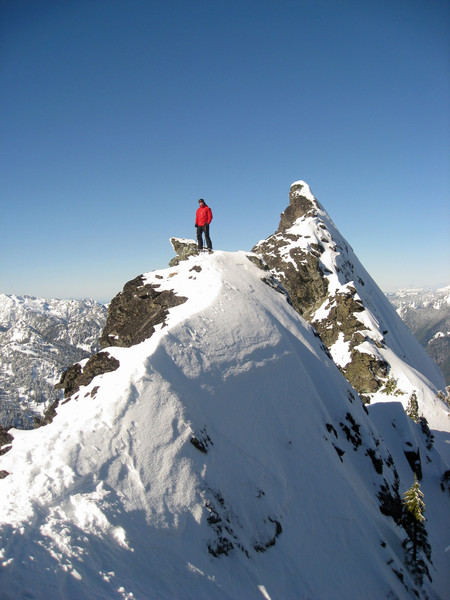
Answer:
[{"left": 1, "top": 0, "right": 449, "bottom": 301}]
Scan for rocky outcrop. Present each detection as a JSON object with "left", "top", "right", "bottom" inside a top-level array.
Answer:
[
  {"left": 252, "top": 183, "right": 330, "bottom": 320},
  {"left": 278, "top": 181, "right": 319, "bottom": 230},
  {"left": 169, "top": 237, "right": 199, "bottom": 266},
  {"left": 262, "top": 246, "right": 328, "bottom": 320},
  {"left": 342, "top": 351, "right": 388, "bottom": 396},
  {"left": 48, "top": 244, "right": 189, "bottom": 419},
  {"left": 55, "top": 351, "right": 120, "bottom": 399},
  {"left": 96, "top": 239, "right": 194, "bottom": 352},
  {"left": 252, "top": 181, "right": 399, "bottom": 400},
  {"left": 312, "top": 289, "right": 365, "bottom": 347},
  {"left": 55, "top": 267, "right": 188, "bottom": 401},
  {"left": 0, "top": 427, "right": 13, "bottom": 455},
  {"left": 98, "top": 274, "right": 187, "bottom": 349}
]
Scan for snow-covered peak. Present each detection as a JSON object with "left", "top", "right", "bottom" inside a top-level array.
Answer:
[
  {"left": 253, "top": 182, "right": 448, "bottom": 431},
  {"left": 289, "top": 179, "right": 315, "bottom": 201},
  {"left": 2, "top": 249, "right": 449, "bottom": 598}
]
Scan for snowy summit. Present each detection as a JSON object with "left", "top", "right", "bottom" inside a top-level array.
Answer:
[{"left": 0, "top": 182, "right": 449, "bottom": 600}]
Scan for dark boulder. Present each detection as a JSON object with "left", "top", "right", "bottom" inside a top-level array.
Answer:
[
  {"left": 55, "top": 351, "right": 120, "bottom": 399},
  {"left": 98, "top": 274, "right": 187, "bottom": 349},
  {"left": 169, "top": 237, "right": 199, "bottom": 266},
  {"left": 0, "top": 427, "right": 13, "bottom": 455}
]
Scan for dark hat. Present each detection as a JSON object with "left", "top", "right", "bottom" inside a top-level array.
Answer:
[{"left": 198, "top": 198, "right": 205, "bottom": 203}]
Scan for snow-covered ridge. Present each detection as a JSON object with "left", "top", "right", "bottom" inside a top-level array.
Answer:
[
  {"left": 0, "top": 249, "right": 449, "bottom": 599},
  {"left": 289, "top": 179, "right": 316, "bottom": 201}
]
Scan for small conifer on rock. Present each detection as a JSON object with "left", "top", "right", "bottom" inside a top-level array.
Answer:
[{"left": 402, "top": 475, "right": 432, "bottom": 586}]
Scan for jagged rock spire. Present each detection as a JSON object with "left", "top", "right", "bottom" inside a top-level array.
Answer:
[
  {"left": 278, "top": 181, "right": 320, "bottom": 231},
  {"left": 253, "top": 180, "right": 445, "bottom": 408}
]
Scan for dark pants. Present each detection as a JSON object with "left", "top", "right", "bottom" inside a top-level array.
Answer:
[{"left": 196, "top": 225, "right": 212, "bottom": 250}]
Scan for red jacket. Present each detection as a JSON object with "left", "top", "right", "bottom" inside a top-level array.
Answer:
[{"left": 195, "top": 204, "right": 213, "bottom": 227}]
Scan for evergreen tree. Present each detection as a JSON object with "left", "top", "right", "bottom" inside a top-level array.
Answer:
[
  {"left": 406, "top": 392, "right": 420, "bottom": 423},
  {"left": 402, "top": 475, "right": 432, "bottom": 586}
]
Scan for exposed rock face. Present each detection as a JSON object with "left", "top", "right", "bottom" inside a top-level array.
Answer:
[
  {"left": 55, "top": 351, "right": 120, "bottom": 399},
  {"left": 252, "top": 181, "right": 431, "bottom": 401},
  {"left": 278, "top": 181, "right": 320, "bottom": 230},
  {"left": 98, "top": 274, "right": 187, "bottom": 349},
  {"left": 55, "top": 262, "right": 188, "bottom": 405},
  {"left": 312, "top": 288, "right": 365, "bottom": 347},
  {"left": 342, "top": 350, "right": 388, "bottom": 395},
  {"left": 253, "top": 183, "right": 330, "bottom": 320},
  {"left": 169, "top": 237, "right": 199, "bottom": 266}
]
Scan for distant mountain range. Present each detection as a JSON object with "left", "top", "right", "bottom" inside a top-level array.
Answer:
[
  {"left": 0, "top": 294, "right": 107, "bottom": 428},
  {"left": 387, "top": 286, "right": 450, "bottom": 386}
]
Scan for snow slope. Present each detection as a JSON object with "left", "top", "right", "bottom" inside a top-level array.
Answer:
[{"left": 0, "top": 252, "right": 449, "bottom": 599}]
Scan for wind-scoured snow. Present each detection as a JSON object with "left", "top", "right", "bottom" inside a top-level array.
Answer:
[{"left": 0, "top": 252, "right": 449, "bottom": 599}]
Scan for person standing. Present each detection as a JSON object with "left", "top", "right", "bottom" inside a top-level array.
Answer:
[{"left": 195, "top": 198, "right": 213, "bottom": 252}]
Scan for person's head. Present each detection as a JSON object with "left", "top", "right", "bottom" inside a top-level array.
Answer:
[{"left": 198, "top": 198, "right": 205, "bottom": 206}]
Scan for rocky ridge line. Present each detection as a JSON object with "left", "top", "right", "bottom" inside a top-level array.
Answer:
[{"left": 252, "top": 181, "right": 444, "bottom": 403}]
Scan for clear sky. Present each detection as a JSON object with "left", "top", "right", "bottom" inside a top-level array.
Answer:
[{"left": 1, "top": 0, "right": 449, "bottom": 301}]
